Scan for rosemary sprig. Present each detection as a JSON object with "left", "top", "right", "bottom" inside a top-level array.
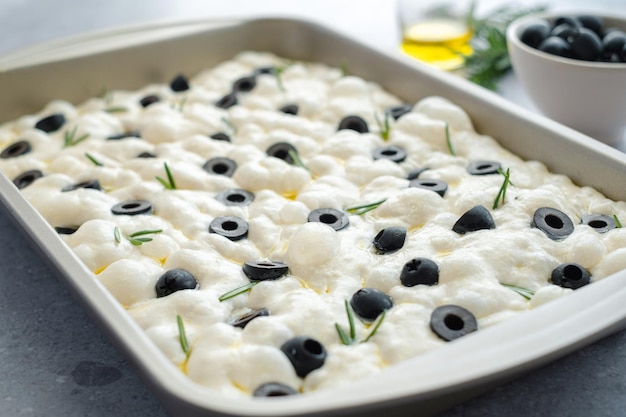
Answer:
[
  {"left": 462, "top": 4, "right": 547, "bottom": 90},
  {"left": 493, "top": 167, "right": 513, "bottom": 209},
  {"left": 614, "top": 214, "right": 623, "bottom": 228},
  {"left": 288, "top": 150, "right": 308, "bottom": 170},
  {"left": 345, "top": 198, "right": 387, "bottom": 216},
  {"left": 156, "top": 162, "right": 177, "bottom": 190},
  {"left": 362, "top": 310, "right": 386, "bottom": 343},
  {"left": 103, "top": 106, "right": 128, "bottom": 113},
  {"left": 374, "top": 112, "right": 391, "bottom": 141},
  {"left": 445, "top": 123, "right": 456, "bottom": 156},
  {"left": 171, "top": 96, "right": 187, "bottom": 112},
  {"left": 221, "top": 116, "right": 236, "bottom": 134},
  {"left": 218, "top": 281, "right": 258, "bottom": 302},
  {"left": 176, "top": 314, "right": 191, "bottom": 359},
  {"left": 114, "top": 226, "right": 163, "bottom": 246},
  {"left": 63, "top": 126, "right": 90, "bottom": 147},
  {"left": 85, "top": 153, "right": 103, "bottom": 166},
  {"left": 340, "top": 62, "right": 349, "bottom": 77},
  {"left": 501, "top": 283, "right": 535, "bottom": 300},
  {"left": 335, "top": 299, "right": 387, "bottom": 345}
]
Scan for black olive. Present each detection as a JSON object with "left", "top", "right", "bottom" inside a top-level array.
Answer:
[
  {"left": 550, "top": 262, "right": 591, "bottom": 289},
  {"left": 13, "top": 169, "right": 43, "bottom": 189},
  {"left": 349, "top": 288, "right": 393, "bottom": 321},
  {"left": 253, "top": 382, "right": 298, "bottom": 397},
  {"left": 242, "top": 260, "right": 289, "bottom": 282},
  {"left": 307, "top": 208, "right": 349, "bottom": 231},
  {"left": 55, "top": 226, "right": 78, "bottom": 235},
  {"left": 209, "top": 216, "right": 249, "bottom": 241},
  {"left": 279, "top": 104, "right": 299, "bottom": 115},
  {"left": 139, "top": 94, "right": 160, "bottom": 107},
  {"left": 570, "top": 27, "right": 603, "bottom": 60},
  {"left": 554, "top": 16, "right": 581, "bottom": 29},
  {"left": 215, "top": 92, "right": 238, "bottom": 109},
  {"left": 577, "top": 15, "right": 604, "bottom": 36},
  {"left": 137, "top": 152, "right": 156, "bottom": 158},
  {"left": 216, "top": 188, "right": 255, "bottom": 207},
  {"left": 266, "top": 142, "right": 297, "bottom": 164},
  {"left": 372, "top": 145, "right": 407, "bottom": 163},
  {"left": 61, "top": 179, "right": 101, "bottom": 192},
  {"left": 337, "top": 115, "right": 369, "bottom": 133},
  {"left": 581, "top": 214, "right": 617, "bottom": 234},
  {"left": 400, "top": 257, "right": 439, "bottom": 287},
  {"left": 254, "top": 66, "right": 277, "bottom": 76},
  {"left": 520, "top": 19, "right": 551, "bottom": 48},
  {"left": 155, "top": 268, "right": 199, "bottom": 298},
  {"left": 170, "top": 74, "right": 190, "bottom": 92},
  {"left": 34, "top": 113, "right": 65, "bottom": 133},
  {"left": 1, "top": 140, "right": 31, "bottom": 159},
  {"left": 538, "top": 36, "right": 572, "bottom": 58},
  {"left": 202, "top": 157, "right": 237, "bottom": 177},
  {"left": 373, "top": 226, "right": 407, "bottom": 254},
  {"left": 409, "top": 178, "right": 448, "bottom": 197},
  {"left": 111, "top": 200, "right": 153, "bottom": 216},
  {"left": 232, "top": 76, "right": 257, "bottom": 93},
  {"left": 452, "top": 205, "right": 496, "bottom": 234},
  {"left": 551, "top": 23, "right": 579, "bottom": 41},
  {"left": 280, "top": 336, "right": 327, "bottom": 378},
  {"left": 210, "top": 132, "right": 231, "bottom": 142},
  {"left": 106, "top": 131, "right": 141, "bottom": 141},
  {"left": 532, "top": 207, "right": 574, "bottom": 240},
  {"left": 467, "top": 160, "right": 502, "bottom": 175},
  {"left": 603, "top": 31, "right": 626, "bottom": 55},
  {"left": 230, "top": 308, "right": 269, "bottom": 329},
  {"left": 406, "top": 167, "right": 429, "bottom": 180},
  {"left": 430, "top": 305, "right": 478, "bottom": 341},
  {"left": 386, "top": 104, "right": 412, "bottom": 120}
]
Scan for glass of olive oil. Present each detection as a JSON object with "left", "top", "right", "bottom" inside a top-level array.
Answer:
[{"left": 397, "top": 0, "right": 474, "bottom": 71}]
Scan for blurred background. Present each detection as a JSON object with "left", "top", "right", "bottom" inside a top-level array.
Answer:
[{"left": 1, "top": 1, "right": 625, "bottom": 417}]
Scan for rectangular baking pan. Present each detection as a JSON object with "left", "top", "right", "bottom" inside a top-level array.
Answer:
[{"left": 1, "top": 17, "right": 626, "bottom": 417}]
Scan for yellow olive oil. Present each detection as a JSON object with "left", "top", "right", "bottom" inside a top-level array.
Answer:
[{"left": 400, "top": 19, "right": 472, "bottom": 70}]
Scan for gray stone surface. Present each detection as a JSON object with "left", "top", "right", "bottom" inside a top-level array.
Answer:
[{"left": 0, "top": 1, "right": 625, "bottom": 416}]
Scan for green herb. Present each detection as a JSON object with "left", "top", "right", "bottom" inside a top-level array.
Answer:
[
  {"left": 156, "top": 162, "right": 177, "bottom": 190},
  {"left": 340, "top": 62, "right": 349, "bottom": 77},
  {"left": 445, "top": 123, "right": 455, "bottom": 156},
  {"left": 501, "top": 283, "right": 535, "bottom": 300},
  {"left": 221, "top": 117, "right": 236, "bottom": 134},
  {"left": 345, "top": 198, "right": 387, "bottom": 216},
  {"left": 288, "top": 149, "right": 308, "bottom": 170},
  {"left": 101, "top": 86, "right": 112, "bottom": 105},
  {"left": 614, "top": 214, "right": 623, "bottom": 228},
  {"left": 218, "top": 281, "right": 258, "bottom": 302},
  {"left": 63, "top": 126, "right": 89, "bottom": 147},
  {"left": 462, "top": 4, "right": 547, "bottom": 90},
  {"left": 493, "top": 167, "right": 513, "bottom": 209},
  {"left": 84, "top": 153, "right": 103, "bottom": 166},
  {"left": 275, "top": 66, "right": 286, "bottom": 91},
  {"left": 375, "top": 112, "right": 391, "bottom": 141},
  {"left": 114, "top": 226, "right": 163, "bottom": 246},
  {"left": 176, "top": 314, "right": 191, "bottom": 359},
  {"left": 335, "top": 300, "right": 387, "bottom": 344},
  {"left": 172, "top": 96, "right": 187, "bottom": 112},
  {"left": 103, "top": 106, "right": 128, "bottom": 113}
]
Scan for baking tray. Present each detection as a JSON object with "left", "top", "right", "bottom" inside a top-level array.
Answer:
[{"left": 1, "top": 17, "right": 626, "bottom": 417}]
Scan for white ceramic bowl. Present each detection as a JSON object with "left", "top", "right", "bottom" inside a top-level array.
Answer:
[{"left": 507, "top": 13, "right": 626, "bottom": 146}]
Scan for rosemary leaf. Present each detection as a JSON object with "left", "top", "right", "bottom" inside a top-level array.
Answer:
[
  {"left": 614, "top": 214, "right": 623, "bottom": 228},
  {"left": 288, "top": 149, "right": 308, "bottom": 170},
  {"left": 85, "top": 153, "right": 103, "bottom": 166},
  {"left": 64, "top": 126, "right": 90, "bottom": 147},
  {"left": 218, "top": 281, "right": 258, "bottom": 302},
  {"left": 129, "top": 229, "right": 163, "bottom": 238},
  {"left": 501, "top": 283, "right": 535, "bottom": 300},
  {"left": 176, "top": 314, "right": 191, "bottom": 358},
  {"left": 156, "top": 162, "right": 177, "bottom": 190},
  {"left": 345, "top": 299, "right": 356, "bottom": 340},
  {"left": 374, "top": 112, "right": 391, "bottom": 141},
  {"left": 346, "top": 199, "right": 387, "bottom": 216},
  {"left": 114, "top": 226, "right": 122, "bottom": 244},
  {"left": 335, "top": 323, "right": 352, "bottom": 345},
  {"left": 104, "top": 106, "right": 128, "bottom": 113},
  {"left": 445, "top": 123, "right": 455, "bottom": 156},
  {"left": 493, "top": 167, "right": 513, "bottom": 209},
  {"left": 361, "top": 310, "right": 386, "bottom": 343}
]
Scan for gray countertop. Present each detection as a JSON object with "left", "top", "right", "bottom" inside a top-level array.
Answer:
[{"left": 1, "top": 1, "right": 626, "bottom": 416}]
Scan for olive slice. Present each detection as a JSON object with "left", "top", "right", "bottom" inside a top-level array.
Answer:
[
  {"left": 307, "top": 208, "right": 349, "bottom": 231},
  {"left": 111, "top": 200, "right": 153, "bottom": 216},
  {"left": 280, "top": 336, "right": 327, "bottom": 378},
  {"left": 203, "top": 157, "right": 237, "bottom": 177},
  {"left": 467, "top": 160, "right": 502, "bottom": 175},
  {"left": 349, "top": 288, "right": 393, "bottom": 321},
  {"left": 266, "top": 142, "right": 297, "bottom": 164},
  {"left": 55, "top": 226, "right": 79, "bottom": 235},
  {"left": 232, "top": 76, "right": 257, "bottom": 93},
  {"left": 386, "top": 104, "right": 412, "bottom": 120},
  {"left": 139, "top": 94, "right": 160, "bottom": 107},
  {"left": 532, "top": 207, "right": 574, "bottom": 240},
  {"left": 279, "top": 104, "right": 299, "bottom": 115},
  {"left": 34, "top": 113, "right": 65, "bottom": 133},
  {"left": 550, "top": 263, "right": 591, "bottom": 289},
  {"left": 373, "top": 226, "right": 407, "bottom": 254},
  {"left": 61, "top": 179, "right": 101, "bottom": 192},
  {"left": 452, "top": 205, "right": 496, "bottom": 234},
  {"left": 13, "top": 169, "right": 43, "bottom": 189},
  {"left": 337, "top": 115, "right": 369, "bottom": 133},
  {"left": 400, "top": 257, "right": 439, "bottom": 287},
  {"left": 1, "top": 140, "right": 31, "bottom": 159},
  {"left": 406, "top": 167, "right": 429, "bottom": 180},
  {"left": 242, "top": 260, "right": 288, "bottom": 281},
  {"left": 107, "top": 131, "right": 141, "bottom": 141},
  {"left": 209, "top": 216, "right": 248, "bottom": 241},
  {"left": 253, "top": 382, "right": 298, "bottom": 397},
  {"left": 155, "top": 268, "right": 199, "bottom": 298},
  {"left": 216, "top": 189, "right": 255, "bottom": 207},
  {"left": 210, "top": 132, "right": 231, "bottom": 142},
  {"left": 230, "top": 308, "right": 269, "bottom": 329},
  {"left": 372, "top": 145, "right": 407, "bottom": 163},
  {"left": 409, "top": 178, "right": 448, "bottom": 197},
  {"left": 170, "top": 74, "right": 190, "bottom": 92},
  {"left": 430, "top": 305, "right": 478, "bottom": 341},
  {"left": 581, "top": 214, "right": 617, "bottom": 234},
  {"left": 215, "top": 92, "right": 238, "bottom": 109}
]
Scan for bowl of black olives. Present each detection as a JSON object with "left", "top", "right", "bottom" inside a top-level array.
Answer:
[{"left": 507, "top": 13, "right": 626, "bottom": 146}]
